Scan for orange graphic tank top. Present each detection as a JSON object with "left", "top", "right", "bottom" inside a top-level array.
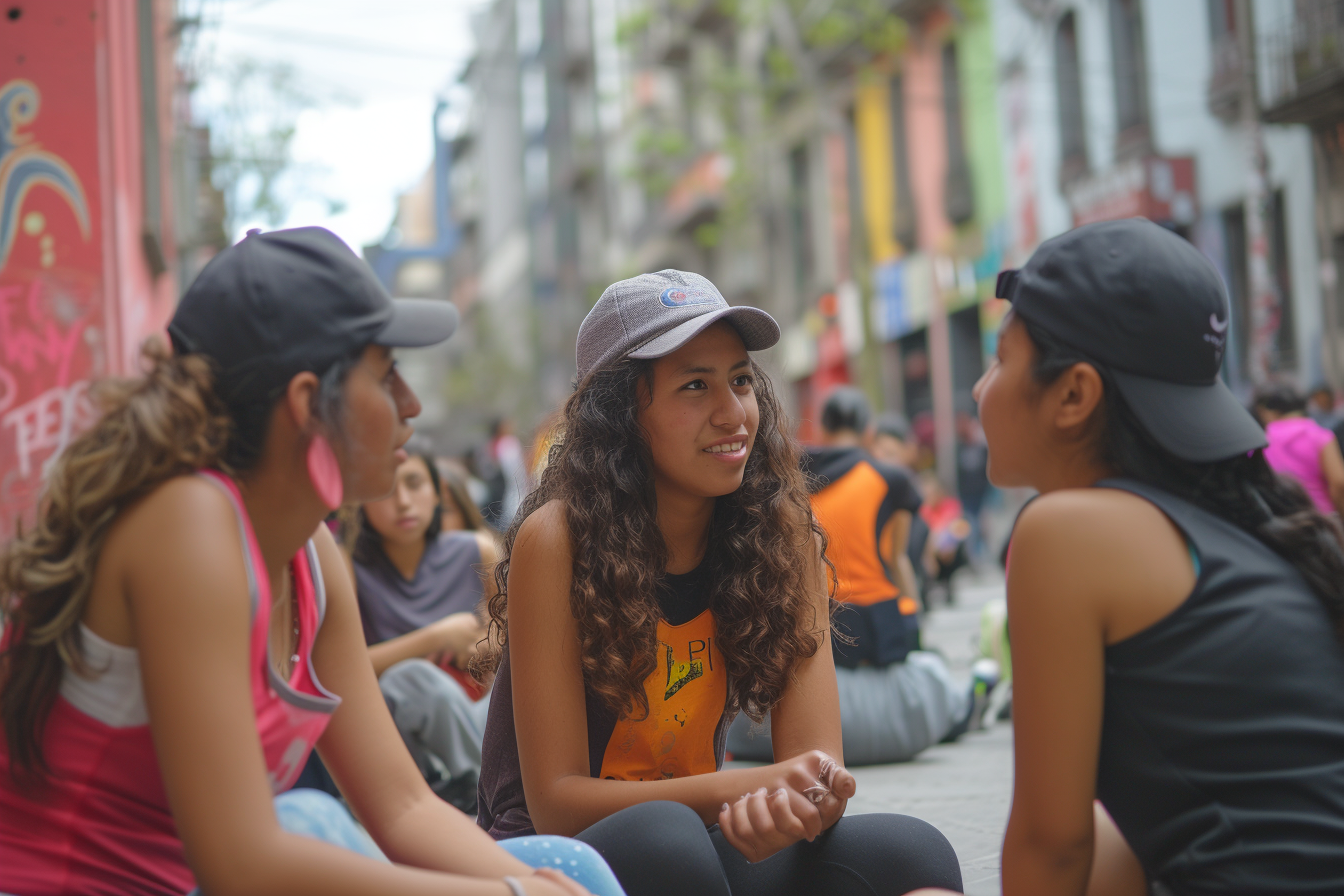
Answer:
[{"left": 599, "top": 607, "right": 728, "bottom": 781}]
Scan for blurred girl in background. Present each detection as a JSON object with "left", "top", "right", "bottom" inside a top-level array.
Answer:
[{"left": 355, "top": 452, "right": 496, "bottom": 811}]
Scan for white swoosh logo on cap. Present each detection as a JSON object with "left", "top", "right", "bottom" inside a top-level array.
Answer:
[{"left": 1209, "top": 313, "right": 1229, "bottom": 334}]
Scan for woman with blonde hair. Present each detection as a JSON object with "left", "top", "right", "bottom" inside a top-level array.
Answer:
[{"left": 0, "top": 227, "right": 621, "bottom": 896}]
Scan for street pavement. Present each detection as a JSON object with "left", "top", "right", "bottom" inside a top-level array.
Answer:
[
  {"left": 727, "top": 573, "right": 1014, "bottom": 894},
  {"left": 847, "top": 574, "right": 1013, "bottom": 895}
]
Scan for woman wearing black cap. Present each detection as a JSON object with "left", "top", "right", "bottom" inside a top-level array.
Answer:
[
  {"left": 0, "top": 228, "right": 620, "bottom": 896},
  {"left": 475, "top": 270, "right": 962, "bottom": 896},
  {"left": 972, "top": 219, "right": 1344, "bottom": 895}
]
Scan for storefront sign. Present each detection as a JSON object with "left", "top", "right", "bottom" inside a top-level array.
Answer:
[{"left": 1067, "top": 156, "right": 1197, "bottom": 228}]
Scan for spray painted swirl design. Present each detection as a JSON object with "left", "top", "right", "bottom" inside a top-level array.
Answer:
[{"left": 0, "top": 79, "right": 91, "bottom": 275}]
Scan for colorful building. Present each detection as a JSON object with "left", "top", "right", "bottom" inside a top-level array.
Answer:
[{"left": 0, "top": 1, "right": 189, "bottom": 538}]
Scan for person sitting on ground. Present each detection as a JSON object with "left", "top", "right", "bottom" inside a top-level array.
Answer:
[
  {"left": 966, "top": 219, "right": 1344, "bottom": 895},
  {"left": 1251, "top": 383, "right": 1344, "bottom": 518},
  {"left": 353, "top": 450, "right": 497, "bottom": 811},
  {"left": 475, "top": 270, "right": 964, "bottom": 896},
  {"left": 728, "top": 387, "right": 968, "bottom": 766},
  {"left": 0, "top": 227, "right": 620, "bottom": 896}
]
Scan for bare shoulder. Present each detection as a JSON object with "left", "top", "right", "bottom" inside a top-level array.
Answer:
[
  {"left": 513, "top": 498, "right": 570, "bottom": 557},
  {"left": 1013, "top": 487, "right": 1178, "bottom": 556},
  {"left": 1010, "top": 487, "right": 1192, "bottom": 639},
  {"left": 103, "top": 474, "right": 240, "bottom": 566}
]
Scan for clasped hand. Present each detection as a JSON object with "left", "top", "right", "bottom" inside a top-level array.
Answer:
[{"left": 717, "top": 750, "right": 856, "bottom": 864}]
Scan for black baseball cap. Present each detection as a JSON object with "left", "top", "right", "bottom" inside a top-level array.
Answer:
[
  {"left": 995, "top": 218, "right": 1266, "bottom": 463},
  {"left": 168, "top": 227, "right": 458, "bottom": 403}
]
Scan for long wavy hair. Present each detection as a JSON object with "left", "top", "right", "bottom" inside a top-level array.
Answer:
[
  {"left": 1020, "top": 313, "right": 1344, "bottom": 639},
  {"left": 1, "top": 339, "right": 357, "bottom": 783},
  {"left": 478, "top": 357, "right": 833, "bottom": 722}
]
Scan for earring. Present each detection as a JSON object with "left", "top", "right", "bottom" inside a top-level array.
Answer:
[{"left": 306, "top": 434, "right": 344, "bottom": 510}]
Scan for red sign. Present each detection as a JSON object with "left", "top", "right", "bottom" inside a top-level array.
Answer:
[
  {"left": 0, "top": 4, "right": 108, "bottom": 538},
  {"left": 1068, "top": 156, "right": 1198, "bottom": 228}
]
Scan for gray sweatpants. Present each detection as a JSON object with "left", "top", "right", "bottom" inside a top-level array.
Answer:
[
  {"left": 379, "top": 658, "right": 491, "bottom": 780},
  {"left": 727, "top": 651, "right": 967, "bottom": 766}
]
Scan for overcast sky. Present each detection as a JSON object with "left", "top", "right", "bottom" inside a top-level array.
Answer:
[{"left": 192, "top": 0, "right": 485, "bottom": 251}]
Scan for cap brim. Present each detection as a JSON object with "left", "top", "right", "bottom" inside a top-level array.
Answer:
[
  {"left": 1110, "top": 370, "right": 1267, "bottom": 463},
  {"left": 374, "top": 299, "right": 459, "bottom": 348},
  {"left": 628, "top": 306, "right": 780, "bottom": 360}
]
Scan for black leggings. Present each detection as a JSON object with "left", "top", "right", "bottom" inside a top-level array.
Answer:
[{"left": 574, "top": 801, "right": 963, "bottom": 896}]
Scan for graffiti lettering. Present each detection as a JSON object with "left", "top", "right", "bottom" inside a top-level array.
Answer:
[
  {"left": 2, "top": 379, "right": 92, "bottom": 478},
  {"left": 0, "top": 281, "right": 85, "bottom": 384}
]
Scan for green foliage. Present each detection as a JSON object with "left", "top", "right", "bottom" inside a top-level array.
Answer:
[
  {"left": 616, "top": 8, "right": 653, "bottom": 44},
  {"left": 201, "top": 57, "right": 334, "bottom": 237}
]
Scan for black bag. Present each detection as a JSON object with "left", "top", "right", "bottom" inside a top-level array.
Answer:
[{"left": 831, "top": 598, "right": 921, "bottom": 668}]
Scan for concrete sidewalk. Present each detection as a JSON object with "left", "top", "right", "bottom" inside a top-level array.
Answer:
[{"left": 846, "top": 575, "right": 1013, "bottom": 895}]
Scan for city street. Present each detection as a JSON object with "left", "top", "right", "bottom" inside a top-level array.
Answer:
[
  {"left": 851, "top": 578, "right": 1013, "bottom": 895},
  {"left": 729, "top": 575, "right": 1014, "bottom": 895}
]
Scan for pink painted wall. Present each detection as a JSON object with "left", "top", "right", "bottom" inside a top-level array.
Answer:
[
  {"left": 0, "top": 0, "right": 179, "bottom": 539},
  {"left": 903, "top": 29, "right": 953, "bottom": 254}
]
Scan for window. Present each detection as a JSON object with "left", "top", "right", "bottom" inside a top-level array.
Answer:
[
  {"left": 1109, "top": 0, "right": 1151, "bottom": 142},
  {"left": 942, "top": 42, "right": 974, "bottom": 225},
  {"left": 1055, "top": 12, "right": 1088, "bottom": 178},
  {"left": 888, "top": 75, "right": 917, "bottom": 250},
  {"left": 788, "top": 143, "right": 814, "bottom": 298}
]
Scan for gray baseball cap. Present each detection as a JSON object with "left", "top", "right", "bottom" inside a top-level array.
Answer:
[{"left": 576, "top": 270, "right": 780, "bottom": 384}]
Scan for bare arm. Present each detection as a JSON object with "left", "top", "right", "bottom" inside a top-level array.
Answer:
[
  {"left": 123, "top": 479, "right": 572, "bottom": 896},
  {"left": 510, "top": 502, "right": 836, "bottom": 839},
  {"left": 366, "top": 531, "right": 497, "bottom": 676},
  {"left": 881, "top": 509, "right": 918, "bottom": 599},
  {"left": 1319, "top": 438, "right": 1344, "bottom": 517},
  {"left": 1001, "top": 490, "right": 1193, "bottom": 896}
]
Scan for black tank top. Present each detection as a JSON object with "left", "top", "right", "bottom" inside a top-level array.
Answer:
[
  {"left": 1096, "top": 479, "right": 1344, "bottom": 894},
  {"left": 477, "top": 563, "right": 734, "bottom": 838}
]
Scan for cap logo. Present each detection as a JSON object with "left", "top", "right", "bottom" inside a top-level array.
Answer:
[
  {"left": 1204, "top": 312, "right": 1228, "bottom": 359},
  {"left": 659, "top": 286, "right": 718, "bottom": 308}
]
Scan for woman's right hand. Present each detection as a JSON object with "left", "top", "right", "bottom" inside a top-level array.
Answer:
[
  {"left": 427, "top": 612, "right": 485, "bottom": 666},
  {"left": 718, "top": 750, "right": 856, "bottom": 862},
  {"left": 517, "top": 867, "right": 596, "bottom": 896}
]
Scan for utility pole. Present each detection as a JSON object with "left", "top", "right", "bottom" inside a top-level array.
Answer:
[{"left": 1236, "top": 0, "right": 1281, "bottom": 383}]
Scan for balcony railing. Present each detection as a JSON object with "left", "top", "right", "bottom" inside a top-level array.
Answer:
[{"left": 1261, "top": 1, "right": 1344, "bottom": 126}]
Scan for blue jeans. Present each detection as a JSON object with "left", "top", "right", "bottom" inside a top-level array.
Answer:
[{"left": 190, "top": 789, "right": 626, "bottom": 895}]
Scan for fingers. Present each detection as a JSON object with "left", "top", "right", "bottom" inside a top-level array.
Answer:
[
  {"left": 784, "top": 787, "right": 825, "bottom": 841},
  {"left": 830, "top": 765, "right": 857, "bottom": 800},
  {"left": 765, "top": 787, "right": 811, "bottom": 842},
  {"left": 719, "top": 799, "right": 753, "bottom": 861}
]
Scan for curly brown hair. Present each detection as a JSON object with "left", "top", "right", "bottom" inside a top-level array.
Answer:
[{"left": 478, "top": 357, "right": 834, "bottom": 723}]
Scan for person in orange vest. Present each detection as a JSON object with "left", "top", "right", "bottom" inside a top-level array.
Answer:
[{"left": 728, "top": 387, "right": 971, "bottom": 765}]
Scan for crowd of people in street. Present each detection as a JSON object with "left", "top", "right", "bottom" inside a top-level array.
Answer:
[{"left": 5, "top": 218, "right": 1344, "bottom": 896}]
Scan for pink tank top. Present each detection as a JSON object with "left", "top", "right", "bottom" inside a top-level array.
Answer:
[{"left": 0, "top": 471, "right": 341, "bottom": 895}]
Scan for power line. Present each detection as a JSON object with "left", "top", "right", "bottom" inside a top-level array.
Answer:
[{"left": 219, "top": 22, "right": 457, "bottom": 61}]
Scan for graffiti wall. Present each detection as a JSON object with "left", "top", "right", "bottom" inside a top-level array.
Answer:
[
  {"left": 0, "top": 8, "right": 104, "bottom": 538},
  {"left": 0, "top": 2, "right": 178, "bottom": 540}
]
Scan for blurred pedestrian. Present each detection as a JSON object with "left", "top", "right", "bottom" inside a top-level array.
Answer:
[
  {"left": 983, "top": 219, "right": 1344, "bottom": 895},
  {"left": 435, "top": 456, "right": 492, "bottom": 533},
  {"left": 730, "top": 387, "right": 968, "bottom": 766},
  {"left": 0, "top": 227, "right": 615, "bottom": 896},
  {"left": 353, "top": 451, "right": 497, "bottom": 812},
  {"left": 955, "top": 412, "right": 992, "bottom": 563},
  {"left": 918, "top": 471, "right": 971, "bottom": 603},
  {"left": 871, "top": 412, "right": 933, "bottom": 604},
  {"left": 477, "top": 271, "right": 963, "bottom": 896},
  {"left": 1308, "top": 382, "right": 1339, "bottom": 426},
  {"left": 1252, "top": 383, "right": 1344, "bottom": 517},
  {"left": 477, "top": 417, "right": 529, "bottom": 530}
]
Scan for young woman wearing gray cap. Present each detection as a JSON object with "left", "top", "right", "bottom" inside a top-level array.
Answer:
[
  {"left": 960, "top": 219, "right": 1344, "bottom": 896},
  {"left": 475, "top": 270, "right": 962, "bottom": 896},
  {"left": 0, "top": 228, "right": 621, "bottom": 896}
]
